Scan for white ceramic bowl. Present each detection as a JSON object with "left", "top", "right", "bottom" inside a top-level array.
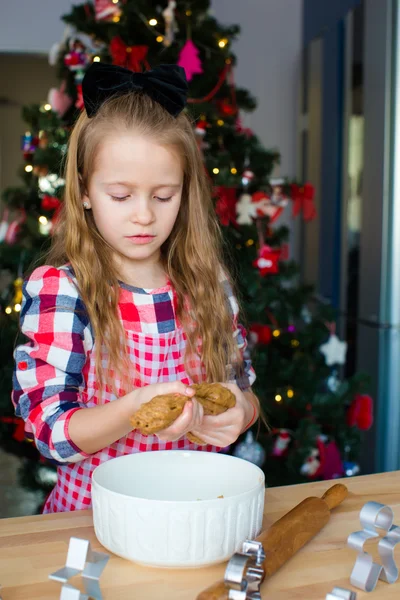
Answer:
[{"left": 91, "top": 450, "right": 265, "bottom": 568}]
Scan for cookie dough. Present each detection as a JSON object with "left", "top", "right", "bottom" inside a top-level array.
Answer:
[{"left": 130, "top": 383, "right": 236, "bottom": 445}]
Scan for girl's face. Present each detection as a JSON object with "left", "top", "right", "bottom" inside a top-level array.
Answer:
[{"left": 83, "top": 132, "right": 184, "bottom": 282}]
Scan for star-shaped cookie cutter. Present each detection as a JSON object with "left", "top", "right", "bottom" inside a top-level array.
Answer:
[
  {"left": 224, "top": 539, "right": 265, "bottom": 599},
  {"left": 49, "top": 537, "right": 109, "bottom": 600},
  {"left": 347, "top": 501, "right": 400, "bottom": 592}
]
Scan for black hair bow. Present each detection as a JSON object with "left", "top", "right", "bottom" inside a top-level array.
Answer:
[{"left": 82, "top": 62, "right": 188, "bottom": 118}]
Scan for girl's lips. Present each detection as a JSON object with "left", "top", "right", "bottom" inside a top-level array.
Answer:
[{"left": 126, "top": 235, "right": 156, "bottom": 245}]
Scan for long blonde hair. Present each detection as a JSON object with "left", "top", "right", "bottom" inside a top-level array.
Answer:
[{"left": 47, "top": 92, "right": 243, "bottom": 395}]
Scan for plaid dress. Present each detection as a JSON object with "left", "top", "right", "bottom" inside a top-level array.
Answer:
[{"left": 12, "top": 265, "right": 256, "bottom": 513}]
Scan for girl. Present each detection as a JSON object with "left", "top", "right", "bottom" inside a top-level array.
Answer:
[{"left": 12, "top": 63, "right": 259, "bottom": 513}]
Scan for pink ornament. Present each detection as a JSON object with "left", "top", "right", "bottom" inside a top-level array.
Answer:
[
  {"left": 48, "top": 81, "right": 73, "bottom": 118},
  {"left": 178, "top": 40, "right": 203, "bottom": 82}
]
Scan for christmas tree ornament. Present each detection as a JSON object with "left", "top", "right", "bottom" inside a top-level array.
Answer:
[
  {"left": 48, "top": 81, "right": 73, "bottom": 118},
  {"left": 347, "top": 394, "right": 374, "bottom": 431},
  {"left": 343, "top": 461, "right": 360, "bottom": 477},
  {"left": 291, "top": 183, "right": 317, "bottom": 221},
  {"left": 249, "top": 323, "right": 272, "bottom": 346},
  {"left": 217, "top": 98, "right": 237, "bottom": 117},
  {"left": 320, "top": 334, "right": 348, "bottom": 366},
  {"left": 41, "top": 195, "right": 61, "bottom": 211},
  {"left": 300, "top": 448, "right": 321, "bottom": 477},
  {"left": 95, "top": 0, "right": 122, "bottom": 22},
  {"left": 322, "top": 440, "right": 344, "bottom": 480},
  {"left": 109, "top": 37, "right": 150, "bottom": 71},
  {"left": 272, "top": 429, "right": 291, "bottom": 457},
  {"left": 38, "top": 173, "right": 65, "bottom": 195},
  {"left": 49, "top": 537, "right": 109, "bottom": 600},
  {"left": 348, "top": 502, "right": 400, "bottom": 592},
  {"left": 269, "top": 177, "right": 289, "bottom": 207},
  {"left": 163, "top": 1, "right": 178, "bottom": 47},
  {"left": 21, "top": 131, "right": 37, "bottom": 159},
  {"left": 178, "top": 40, "right": 203, "bottom": 81},
  {"left": 64, "top": 39, "right": 90, "bottom": 81},
  {"left": 253, "top": 245, "right": 281, "bottom": 276},
  {"left": 242, "top": 169, "right": 255, "bottom": 187},
  {"left": 3, "top": 210, "right": 26, "bottom": 245},
  {"left": 252, "top": 190, "right": 284, "bottom": 223},
  {"left": 236, "top": 193, "right": 257, "bottom": 225},
  {"left": 327, "top": 369, "right": 340, "bottom": 392},
  {"left": 233, "top": 431, "right": 266, "bottom": 468}
]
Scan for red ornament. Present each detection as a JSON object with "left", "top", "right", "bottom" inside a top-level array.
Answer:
[
  {"left": 249, "top": 323, "right": 272, "bottom": 345},
  {"left": 41, "top": 195, "right": 61, "bottom": 211},
  {"left": 253, "top": 245, "right": 281, "bottom": 276},
  {"left": 218, "top": 99, "right": 237, "bottom": 117},
  {"left": 215, "top": 186, "right": 237, "bottom": 227},
  {"left": 110, "top": 37, "right": 150, "bottom": 72},
  {"left": 347, "top": 394, "right": 374, "bottom": 430},
  {"left": 252, "top": 190, "right": 284, "bottom": 223},
  {"left": 291, "top": 183, "right": 317, "bottom": 221}
]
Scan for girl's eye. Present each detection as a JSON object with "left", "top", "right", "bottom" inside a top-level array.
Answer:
[
  {"left": 154, "top": 196, "right": 173, "bottom": 202},
  {"left": 111, "top": 195, "right": 129, "bottom": 201}
]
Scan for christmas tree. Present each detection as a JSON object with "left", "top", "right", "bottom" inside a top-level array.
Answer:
[{"left": 0, "top": 0, "right": 371, "bottom": 507}]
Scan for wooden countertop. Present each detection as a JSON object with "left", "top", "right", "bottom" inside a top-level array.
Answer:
[{"left": 0, "top": 470, "right": 399, "bottom": 599}]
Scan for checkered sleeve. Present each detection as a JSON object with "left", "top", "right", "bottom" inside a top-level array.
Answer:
[
  {"left": 221, "top": 275, "right": 257, "bottom": 391},
  {"left": 11, "top": 266, "right": 93, "bottom": 464}
]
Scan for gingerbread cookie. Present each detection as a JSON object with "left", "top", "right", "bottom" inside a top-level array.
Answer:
[{"left": 130, "top": 383, "right": 236, "bottom": 445}]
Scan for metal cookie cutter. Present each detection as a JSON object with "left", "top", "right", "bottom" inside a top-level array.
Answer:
[
  {"left": 224, "top": 540, "right": 266, "bottom": 599},
  {"left": 347, "top": 501, "right": 400, "bottom": 592},
  {"left": 326, "top": 587, "right": 357, "bottom": 600},
  {"left": 49, "top": 537, "right": 109, "bottom": 600}
]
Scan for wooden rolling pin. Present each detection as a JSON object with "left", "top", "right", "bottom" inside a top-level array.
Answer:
[{"left": 197, "top": 483, "right": 348, "bottom": 600}]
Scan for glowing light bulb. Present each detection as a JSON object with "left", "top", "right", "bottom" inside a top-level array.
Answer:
[
  {"left": 275, "top": 394, "right": 282, "bottom": 402},
  {"left": 43, "top": 103, "right": 52, "bottom": 111},
  {"left": 25, "top": 165, "right": 33, "bottom": 173},
  {"left": 213, "top": 168, "right": 220, "bottom": 175},
  {"left": 149, "top": 18, "right": 158, "bottom": 26}
]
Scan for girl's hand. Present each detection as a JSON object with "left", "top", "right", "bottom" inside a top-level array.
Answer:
[
  {"left": 189, "top": 383, "right": 252, "bottom": 447},
  {"left": 156, "top": 397, "right": 204, "bottom": 442},
  {"left": 130, "top": 381, "right": 204, "bottom": 442}
]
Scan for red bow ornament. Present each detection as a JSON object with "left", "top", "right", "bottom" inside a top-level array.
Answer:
[
  {"left": 110, "top": 37, "right": 150, "bottom": 72},
  {"left": 291, "top": 183, "right": 316, "bottom": 221}
]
